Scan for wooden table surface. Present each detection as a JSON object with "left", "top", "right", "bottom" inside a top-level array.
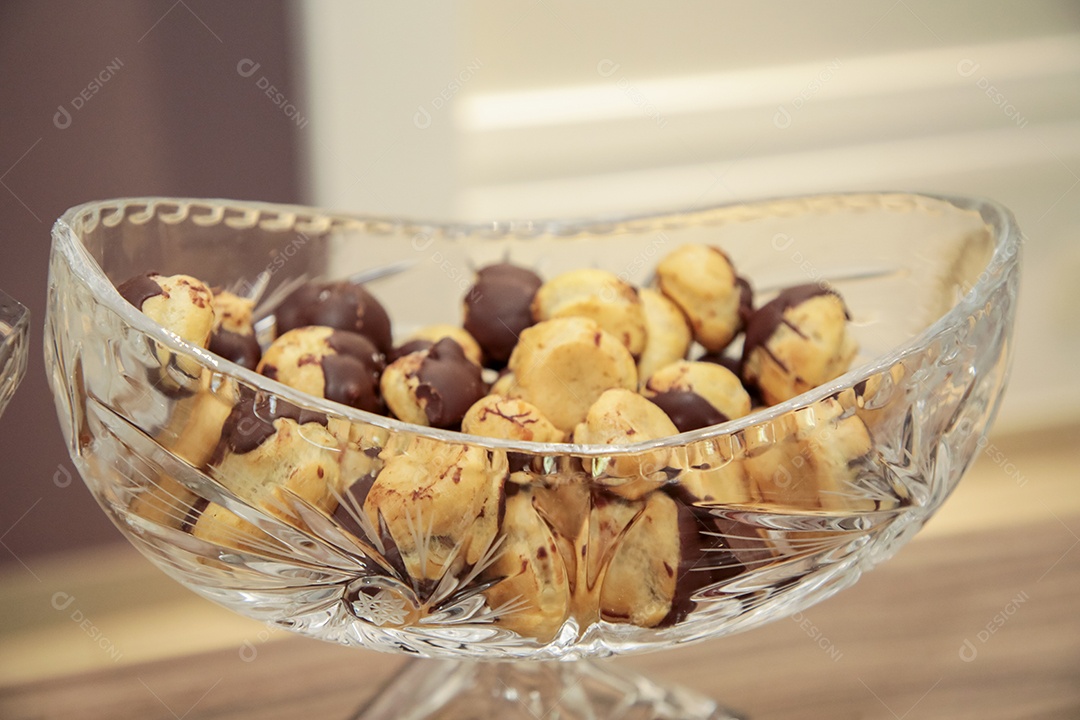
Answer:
[{"left": 2, "top": 426, "right": 1079, "bottom": 719}]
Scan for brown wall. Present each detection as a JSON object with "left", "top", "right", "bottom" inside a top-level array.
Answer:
[{"left": 0, "top": 1, "right": 303, "bottom": 567}]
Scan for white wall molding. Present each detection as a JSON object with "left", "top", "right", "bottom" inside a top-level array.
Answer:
[
  {"left": 461, "top": 121, "right": 1080, "bottom": 218},
  {"left": 459, "top": 34, "right": 1080, "bottom": 132}
]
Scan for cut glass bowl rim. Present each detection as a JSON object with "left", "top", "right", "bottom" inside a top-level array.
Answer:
[{"left": 52, "top": 191, "right": 1021, "bottom": 457}]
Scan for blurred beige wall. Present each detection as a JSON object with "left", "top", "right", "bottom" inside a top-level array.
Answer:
[{"left": 298, "top": 0, "right": 1080, "bottom": 433}]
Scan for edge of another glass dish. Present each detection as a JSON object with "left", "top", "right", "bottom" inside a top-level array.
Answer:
[{"left": 0, "top": 288, "right": 30, "bottom": 374}]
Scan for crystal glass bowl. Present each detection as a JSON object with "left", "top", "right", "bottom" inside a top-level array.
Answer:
[
  {"left": 0, "top": 289, "right": 29, "bottom": 419},
  {"left": 45, "top": 194, "right": 1019, "bottom": 718}
]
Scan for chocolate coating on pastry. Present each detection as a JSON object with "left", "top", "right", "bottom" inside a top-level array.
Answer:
[
  {"left": 273, "top": 283, "right": 319, "bottom": 328},
  {"left": 647, "top": 391, "right": 728, "bottom": 433},
  {"left": 740, "top": 284, "right": 840, "bottom": 369},
  {"left": 396, "top": 325, "right": 483, "bottom": 366},
  {"left": 740, "top": 284, "right": 857, "bottom": 405},
  {"left": 735, "top": 276, "right": 754, "bottom": 328},
  {"left": 597, "top": 489, "right": 746, "bottom": 628},
  {"left": 275, "top": 281, "right": 393, "bottom": 354},
  {"left": 415, "top": 338, "right": 486, "bottom": 428},
  {"left": 117, "top": 272, "right": 215, "bottom": 347},
  {"left": 118, "top": 272, "right": 217, "bottom": 397},
  {"left": 333, "top": 472, "right": 411, "bottom": 582},
  {"left": 214, "top": 390, "right": 327, "bottom": 460},
  {"left": 663, "top": 486, "right": 762, "bottom": 614},
  {"left": 463, "top": 263, "right": 543, "bottom": 365},
  {"left": 641, "top": 361, "right": 751, "bottom": 433},
  {"left": 388, "top": 339, "right": 434, "bottom": 363},
  {"left": 695, "top": 351, "right": 741, "bottom": 376},
  {"left": 259, "top": 327, "right": 385, "bottom": 413},
  {"left": 209, "top": 290, "right": 262, "bottom": 369},
  {"left": 661, "top": 500, "right": 738, "bottom": 627},
  {"left": 388, "top": 327, "right": 480, "bottom": 366},
  {"left": 326, "top": 330, "right": 385, "bottom": 373},
  {"left": 117, "top": 273, "right": 165, "bottom": 308},
  {"left": 209, "top": 329, "right": 261, "bottom": 370},
  {"left": 179, "top": 496, "right": 210, "bottom": 535},
  {"left": 331, "top": 472, "right": 377, "bottom": 532},
  {"left": 320, "top": 354, "right": 382, "bottom": 413}
]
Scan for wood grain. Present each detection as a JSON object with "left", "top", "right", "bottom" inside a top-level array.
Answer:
[{"left": 2, "top": 513, "right": 1077, "bottom": 720}]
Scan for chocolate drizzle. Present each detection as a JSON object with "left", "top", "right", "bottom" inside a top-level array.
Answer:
[
  {"left": 647, "top": 390, "right": 729, "bottom": 433},
  {"left": 413, "top": 338, "right": 486, "bottom": 429},
  {"left": 463, "top": 263, "right": 542, "bottom": 365},
  {"left": 209, "top": 328, "right": 262, "bottom": 370},
  {"left": 740, "top": 284, "right": 842, "bottom": 370},
  {"left": 213, "top": 389, "right": 328, "bottom": 462},
  {"left": 117, "top": 273, "right": 164, "bottom": 309},
  {"left": 276, "top": 281, "right": 393, "bottom": 354}
]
